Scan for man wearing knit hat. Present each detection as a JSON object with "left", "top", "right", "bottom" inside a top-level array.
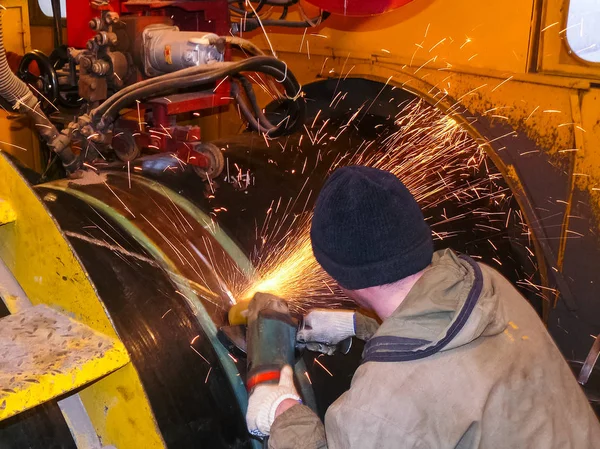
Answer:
[{"left": 246, "top": 166, "right": 600, "bottom": 448}]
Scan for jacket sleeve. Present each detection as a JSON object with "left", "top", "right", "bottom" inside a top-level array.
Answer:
[
  {"left": 324, "top": 394, "right": 432, "bottom": 449},
  {"left": 355, "top": 313, "right": 380, "bottom": 341},
  {"left": 269, "top": 405, "right": 328, "bottom": 449}
]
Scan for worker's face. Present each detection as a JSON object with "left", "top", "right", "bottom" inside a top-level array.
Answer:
[{"left": 341, "top": 287, "right": 373, "bottom": 311}]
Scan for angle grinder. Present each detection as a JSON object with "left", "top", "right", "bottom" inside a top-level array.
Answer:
[{"left": 219, "top": 294, "right": 352, "bottom": 392}]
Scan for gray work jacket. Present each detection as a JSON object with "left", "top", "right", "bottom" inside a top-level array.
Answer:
[{"left": 269, "top": 249, "right": 600, "bottom": 449}]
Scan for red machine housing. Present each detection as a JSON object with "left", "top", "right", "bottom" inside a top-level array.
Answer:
[
  {"left": 65, "top": 0, "right": 232, "bottom": 171},
  {"left": 306, "top": 0, "right": 414, "bottom": 16},
  {"left": 67, "top": 1, "right": 230, "bottom": 48},
  {"left": 66, "top": 1, "right": 122, "bottom": 49}
]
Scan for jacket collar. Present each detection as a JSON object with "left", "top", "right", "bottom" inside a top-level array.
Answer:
[{"left": 362, "top": 249, "right": 507, "bottom": 363}]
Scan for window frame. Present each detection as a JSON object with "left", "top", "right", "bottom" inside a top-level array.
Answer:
[
  {"left": 27, "top": 0, "right": 66, "bottom": 28},
  {"left": 536, "top": 0, "right": 600, "bottom": 79},
  {"left": 563, "top": 0, "right": 600, "bottom": 64}
]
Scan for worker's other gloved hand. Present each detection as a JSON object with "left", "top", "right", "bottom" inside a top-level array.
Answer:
[
  {"left": 297, "top": 309, "right": 355, "bottom": 352},
  {"left": 246, "top": 365, "right": 301, "bottom": 437},
  {"left": 247, "top": 292, "right": 290, "bottom": 323}
]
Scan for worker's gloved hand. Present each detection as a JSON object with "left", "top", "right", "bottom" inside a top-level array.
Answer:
[
  {"left": 297, "top": 309, "right": 355, "bottom": 350},
  {"left": 247, "top": 292, "right": 290, "bottom": 323},
  {"left": 246, "top": 365, "right": 301, "bottom": 437}
]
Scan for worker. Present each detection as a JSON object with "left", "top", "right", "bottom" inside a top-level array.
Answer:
[{"left": 245, "top": 165, "right": 600, "bottom": 448}]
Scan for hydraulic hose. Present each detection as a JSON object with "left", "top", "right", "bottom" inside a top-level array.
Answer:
[
  {"left": 231, "top": 75, "right": 303, "bottom": 137},
  {"left": 0, "top": 12, "right": 79, "bottom": 173},
  {"left": 223, "top": 36, "right": 266, "bottom": 57},
  {"left": 234, "top": 11, "right": 329, "bottom": 33},
  {"left": 92, "top": 56, "right": 305, "bottom": 136},
  {"left": 93, "top": 57, "right": 286, "bottom": 119}
]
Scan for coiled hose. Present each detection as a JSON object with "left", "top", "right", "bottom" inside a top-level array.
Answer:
[
  {"left": 0, "top": 16, "right": 32, "bottom": 102},
  {"left": 0, "top": 12, "right": 80, "bottom": 173}
]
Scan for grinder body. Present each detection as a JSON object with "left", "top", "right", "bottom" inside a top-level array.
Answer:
[{"left": 246, "top": 303, "right": 297, "bottom": 391}]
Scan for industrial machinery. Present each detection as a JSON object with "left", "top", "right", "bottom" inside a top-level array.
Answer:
[
  {"left": 1, "top": 0, "right": 600, "bottom": 447},
  {"left": 11, "top": 0, "right": 306, "bottom": 177}
]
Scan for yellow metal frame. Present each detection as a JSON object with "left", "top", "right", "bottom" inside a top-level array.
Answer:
[{"left": 0, "top": 153, "right": 166, "bottom": 448}]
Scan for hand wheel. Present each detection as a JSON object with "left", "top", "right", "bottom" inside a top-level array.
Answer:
[{"left": 18, "top": 50, "right": 60, "bottom": 106}]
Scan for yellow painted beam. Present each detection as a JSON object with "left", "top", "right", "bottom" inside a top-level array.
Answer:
[
  {"left": 0, "top": 304, "right": 130, "bottom": 421},
  {"left": 0, "top": 153, "right": 166, "bottom": 448}
]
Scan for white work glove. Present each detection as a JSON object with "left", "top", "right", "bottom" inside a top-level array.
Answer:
[
  {"left": 246, "top": 366, "right": 301, "bottom": 437},
  {"left": 297, "top": 309, "right": 356, "bottom": 347}
]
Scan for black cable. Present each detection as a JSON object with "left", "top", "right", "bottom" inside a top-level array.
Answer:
[
  {"left": 279, "top": 6, "right": 289, "bottom": 20},
  {"left": 235, "top": 74, "right": 305, "bottom": 137},
  {"left": 97, "top": 61, "right": 286, "bottom": 121},
  {"left": 229, "top": 0, "right": 266, "bottom": 18},
  {"left": 93, "top": 58, "right": 283, "bottom": 120},
  {"left": 231, "top": 75, "right": 293, "bottom": 136},
  {"left": 237, "top": 11, "right": 330, "bottom": 32},
  {"left": 93, "top": 57, "right": 305, "bottom": 137}
]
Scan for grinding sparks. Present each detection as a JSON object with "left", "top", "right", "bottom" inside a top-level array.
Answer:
[{"left": 231, "top": 99, "right": 535, "bottom": 309}]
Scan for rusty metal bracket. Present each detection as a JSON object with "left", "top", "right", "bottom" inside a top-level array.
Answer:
[{"left": 578, "top": 334, "right": 600, "bottom": 386}]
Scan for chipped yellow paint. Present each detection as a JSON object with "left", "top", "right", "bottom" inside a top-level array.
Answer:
[
  {"left": 0, "top": 304, "right": 129, "bottom": 421},
  {"left": 0, "top": 154, "right": 116, "bottom": 336},
  {"left": 522, "top": 336, "right": 530, "bottom": 341},
  {"left": 0, "top": 199, "right": 16, "bottom": 226},
  {"left": 78, "top": 364, "right": 166, "bottom": 449},
  {"left": 508, "top": 321, "right": 519, "bottom": 330},
  {"left": 0, "top": 153, "right": 165, "bottom": 447}
]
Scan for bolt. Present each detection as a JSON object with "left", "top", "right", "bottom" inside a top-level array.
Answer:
[
  {"left": 92, "top": 60, "right": 111, "bottom": 75},
  {"left": 105, "top": 12, "right": 119, "bottom": 24},
  {"left": 89, "top": 17, "right": 102, "bottom": 30},
  {"left": 90, "top": 82, "right": 97, "bottom": 90},
  {"left": 95, "top": 33, "right": 108, "bottom": 46}
]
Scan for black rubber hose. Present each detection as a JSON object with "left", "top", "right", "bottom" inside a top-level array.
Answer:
[
  {"left": 229, "top": 0, "right": 266, "bottom": 18},
  {"left": 279, "top": 6, "right": 289, "bottom": 20},
  {"left": 231, "top": 81, "right": 278, "bottom": 135},
  {"left": 92, "top": 58, "right": 283, "bottom": 120},
  {"left": 231, "top": 74, "right": 303, "bottom": 137},
  {"left": 93, "top": 57, "right": 304, "bottom": 136},
  {"left": 101, "top": 63, "right": 303, "bottom": 135},
  {"left": 236, "top": 11, "right": 329, "bottom": 32},
  {"left": 93, "top": 38, "right": 266, "bottom": 115},
  {"left": 93, "top": 58, "right": 287, "bottom": 123}
]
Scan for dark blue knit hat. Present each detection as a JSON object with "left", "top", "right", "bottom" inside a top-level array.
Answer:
[{"left": 311, "top": 166, "right": 433, "bottom": 290}]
